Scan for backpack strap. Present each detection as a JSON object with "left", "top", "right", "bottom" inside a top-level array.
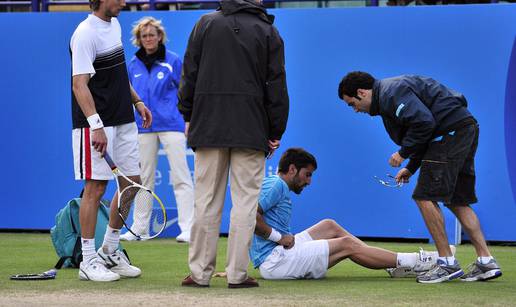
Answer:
[
  {"left": 70, "top": 236, "right": 83, "bottom": 267},
  {"left": 54, "top": 256, "right": 72, "bottom": 269},
  {"left": 54, "top": 236, "right": 83, "bottom": 269}
]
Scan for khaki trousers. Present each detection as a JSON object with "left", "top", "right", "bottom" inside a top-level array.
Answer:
[
  {"left": 136, "top": 132, "right": 194, "bottom": 235},
  {"left": 188, "top": 148, "right": 264, "bottom": 285}
]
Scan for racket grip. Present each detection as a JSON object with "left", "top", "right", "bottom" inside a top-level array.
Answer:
[
  {"left": 103, "top": 153, "right": 116, "bottom": 170},
  {"left": 43, "top": 269, "right": 57, "bottom": 277}
]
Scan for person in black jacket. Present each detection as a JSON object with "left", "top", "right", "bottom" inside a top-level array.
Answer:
[
  {"left": 338, "top": 71, "right": 502, "bottom": 284},
  {"left": 178, "top": 0, "right": 289, "bottom": 288}
]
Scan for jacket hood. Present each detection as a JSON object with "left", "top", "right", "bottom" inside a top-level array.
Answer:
[{"left": 219, "top": 0, "right": 275, "bottom": 24}]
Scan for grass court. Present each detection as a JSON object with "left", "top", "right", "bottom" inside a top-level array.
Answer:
[{"left": 1, "top": 233, "right": 515, "bottom": 306}]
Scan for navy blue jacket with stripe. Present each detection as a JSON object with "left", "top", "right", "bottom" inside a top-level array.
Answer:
[{"left": 369, "top": 75, "right": 474, "bottom": 174}]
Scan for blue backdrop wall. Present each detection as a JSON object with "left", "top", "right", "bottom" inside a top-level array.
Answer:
[{"left": 1, "top": 4, "right": 516, "bottom": 241}]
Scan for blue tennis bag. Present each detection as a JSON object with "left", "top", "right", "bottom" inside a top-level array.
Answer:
[{"left": 50, "top": 198, "right": 123, "bottom": 268}]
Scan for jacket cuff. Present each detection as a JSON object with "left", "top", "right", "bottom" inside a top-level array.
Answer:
[
  {"left": 269, "top": 132, "right": 282, "bottom": 141},
  {"left": 398, "top": 147, "right": 411, "bottom": 159},
  {"left": 406, "top": 159, "right": 421, "bottom": 175}
]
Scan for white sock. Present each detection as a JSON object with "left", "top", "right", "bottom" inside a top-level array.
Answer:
[
  {"left": 478, "top": 256, "right": 493, "bottom": 264},
  {"left": 396, "top": 253, "right": 417, "bottom": 268},
  {"left": 102, "top": 226, "right": 121, "bottom": 254},
  {"left": 438, "top": 256, "right": 456, "bottom": 265},
  {"left": 81, "top": 238, "right": 96, "bottom": 264}
]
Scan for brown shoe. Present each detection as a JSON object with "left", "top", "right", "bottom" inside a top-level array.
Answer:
[
  {"left": 228, "top": 277, "right": 259, "bottom": 289},
  {"left": 181, "top": 275, "right": 209, "bottom": 288}
]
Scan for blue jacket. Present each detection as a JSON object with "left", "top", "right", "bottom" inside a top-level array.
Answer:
[
  {"left": 370, "top": 75, "right": 474, "bottom": 173},
  {"left": 128, "top": 46, "right": 185, "bottom": 133}
]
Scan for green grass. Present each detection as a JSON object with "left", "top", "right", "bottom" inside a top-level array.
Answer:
[{"left": 1, "top": 233, "right": 515, "bottom": 306}]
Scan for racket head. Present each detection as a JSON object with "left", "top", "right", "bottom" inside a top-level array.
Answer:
[
  {"left": 104, "top": 153, "right": 167, "bottom": 240},
  {"left": 117, "top": 184, "right": 167, "bottom": 240}
]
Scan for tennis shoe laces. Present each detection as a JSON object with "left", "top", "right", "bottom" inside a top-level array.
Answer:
[
  {"left": 97, "top": 248, "right": 141, "bottom": 278},
  {"left": 413, "top": 245, "right": 455, "bottom": 272}
]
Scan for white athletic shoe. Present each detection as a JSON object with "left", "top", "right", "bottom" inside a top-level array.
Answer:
[
  {"left": 386, "top": 267, "right": 417, "bottom": 278},
  {"left": 176, "top": 231, "right": 190, "bottom": 243},
  {"left": 386, "top": 245, "right": 457, "bottom": 278},
  {"left": 120, "top": 232, "right": 141, "bottom": 241},
  {"left": 414, "top": 248, "right": 439, "bottom": 272},
  {"left": 97, "top": 248, "right": 142, "bottom": 278},
  {"left": 79, "top": 257, "right": 120, "bottom": 282}
]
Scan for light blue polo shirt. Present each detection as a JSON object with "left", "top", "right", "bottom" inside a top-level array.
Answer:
[{"left": 250, "top": 175, "right": 292, "bottom": 268}]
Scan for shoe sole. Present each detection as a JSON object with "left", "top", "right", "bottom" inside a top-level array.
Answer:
[
  {"left": 79, "top": 270, "right": 120, "bottom": 282},
  {"left": 111, "top": 269, "right": 142, "bottom": 278},
  {"left": 182, "top": 283, "right": 209, "bottom": 288},
  {"left": 228, "top": 283, "right": 259, "bottom": 289},
  {"left": 461, "top": 269, "right": 502, "bottom": 282},
  {"left": 181, "top": 280, "right": 209, "bottom": 288},
  {"left": 386, "top": 268, "right": 417, "bottom": 278},
  {"left": 417, "top": 269, "right": 464, "bottom": 284}
]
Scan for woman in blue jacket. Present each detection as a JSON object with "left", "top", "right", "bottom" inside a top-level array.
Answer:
[{"left": 123, "top": 17, "right": 194, "bottom": 243}]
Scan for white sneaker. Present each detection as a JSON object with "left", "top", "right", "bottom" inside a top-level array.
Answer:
[
  {"left": 176, "top": 232, "right": 190, "bottom": 243},
  {"left": 414, "top": 245, "right": 457, "bottom": 272},
  {"left": 79, "top": 257, "right": 120, "bottom": 282},
  {"left": 97, "top": 248, "right": 142, "bottom": 278},
  {"left": 386, "top": 267, "right": 418, "bottom": 278},
  {"left": 120, "top": 232, "right": 141, "bottom": 241},
  {"left": 387, "top": 245, "right": 457, "bottom": 278}
]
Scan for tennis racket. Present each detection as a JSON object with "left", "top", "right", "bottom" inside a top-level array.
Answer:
[
  {"left": 104, "top": 153, "right": 167, "bottom": 240},
  {"left": 10, "top": 269, "right": 57, "bottom": 280}
]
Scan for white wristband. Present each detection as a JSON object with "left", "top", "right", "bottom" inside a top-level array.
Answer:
[
  {"left": 267, "top": 228, "right": 282, "bottom": 243},
  {"left": 134, "top": 101, "right": 145, "bottom": 107},
  {"left": 87, "top": 113, "right": 104, "bottom": 130}
]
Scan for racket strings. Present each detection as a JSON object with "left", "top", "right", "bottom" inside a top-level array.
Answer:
[
  {"left": 118, "top": 186, "right": 142, "bottom": 220},
  {"left": 119, "top": 186, "right": 166, "bottom": 238}
]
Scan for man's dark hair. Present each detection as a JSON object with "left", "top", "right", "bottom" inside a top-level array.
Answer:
[
  {"left": 338, "top": 71, "right": 375, "bottom": 100},
  {"left": 90, "top": 0, "right": 100, "bottom": 11},
  {"left": 278, "top": 148, "right": 317, "bottom": 174}
]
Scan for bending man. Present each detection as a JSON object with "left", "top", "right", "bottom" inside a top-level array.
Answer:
[{"left": 337, "top": 71, "right": 502, "bottom": 283}]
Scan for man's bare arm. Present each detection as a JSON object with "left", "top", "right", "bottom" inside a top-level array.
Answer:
[
  {"left": 255, "top": 206, "right": 272, "bottom": 238},
  {"left": 72, "top": 74, "right": 96, "bottom": 117},
  {"left": 129, "top": 82, "right": 152, "bottom": 128},
  {"left": 72, "top": 74, "right": 107, "bottom": 155}
]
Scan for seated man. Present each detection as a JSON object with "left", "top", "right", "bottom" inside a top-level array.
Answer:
[{"left": 250, "top": 147, "right": 439, "bottom": 280}]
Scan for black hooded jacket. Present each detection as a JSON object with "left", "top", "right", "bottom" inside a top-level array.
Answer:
[
  {"left": 177, "top": 0, "right": 289, "bottom": 152},
  {"left": 370, "top": 75, "right": 474, "bottom": 173}
]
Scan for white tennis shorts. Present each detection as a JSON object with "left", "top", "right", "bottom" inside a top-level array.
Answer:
[
  {"left": 259, "top": 231, "right": 330, "bottom": 280},
  {"left": 72, "top": 122, "right": 140, "bottom": 180}
]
